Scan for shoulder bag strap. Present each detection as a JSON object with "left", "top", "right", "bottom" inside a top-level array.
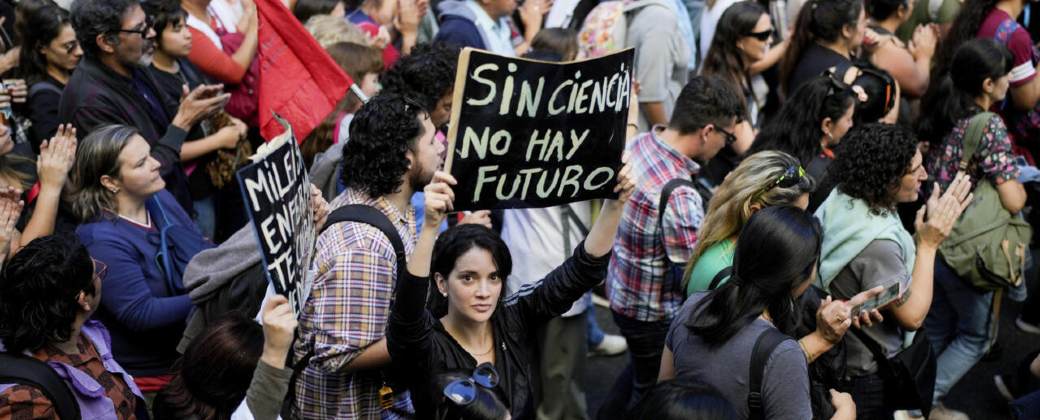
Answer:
[
  {"left": 747, "top": 328, "right": 789, "bottom": 420},
  {"left": 708, "top": 266, "right": 732, "bottom": 290},
  {"left": 850, "top": 327, "right": 894, "bottom": 374},
  {"left": 656, "top": 177, "right": 697, "bottom": 243},
  {"left": 959, "top": 112, "right": 996, "bottom": 172},
  {"left": 0, "top": 353, "right": 80, "bottom": 420}
]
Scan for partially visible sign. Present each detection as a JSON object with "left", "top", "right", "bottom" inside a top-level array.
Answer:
[
  {"left": 445, "top": 48, "right": 634, "bottom": 211},
  {"left": 237, "top": 118, "right": 315, "bottom": 315}
]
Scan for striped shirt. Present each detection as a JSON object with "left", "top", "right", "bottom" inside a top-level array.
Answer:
[
  {"left": 607, "top": 127, "right": 704, "bottom": 322},
  {"left": 292, "top": 188, "right": 416, "bottom": 419}
]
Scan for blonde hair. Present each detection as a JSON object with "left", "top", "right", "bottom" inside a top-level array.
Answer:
[
  {"left": 305, "top": 15, "right": 371, "bottom": 48},
  {"left": 682, "top": 151, "right": 815, "bottom": 289},
  {"left": 66, "top": 125, "right": 139, "bottom": 222}
]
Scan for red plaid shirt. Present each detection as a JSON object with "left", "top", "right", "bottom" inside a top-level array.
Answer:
[{"left": 607, "top": 128, "right": 704, "bottom": 322}]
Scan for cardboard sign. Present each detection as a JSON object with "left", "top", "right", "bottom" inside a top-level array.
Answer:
[
  {"left": 237, "top": 119, "right": 315, "bottom": 315},
  {"left": 444, "top": 48, "right": 634, "bottom": 211}
]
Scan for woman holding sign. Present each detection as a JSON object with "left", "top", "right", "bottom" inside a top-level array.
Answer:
[{"left": 386, "top": 166, "right": 634, "bottom": 419}]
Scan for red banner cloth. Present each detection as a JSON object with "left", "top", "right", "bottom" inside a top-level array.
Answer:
[{"left": 256, "top": 0, "right": 353, "bottom": 142}]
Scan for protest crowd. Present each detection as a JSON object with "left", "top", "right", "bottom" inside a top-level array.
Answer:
[{"left": 4, "top": 0, "right": 1040, "bottom": 418}]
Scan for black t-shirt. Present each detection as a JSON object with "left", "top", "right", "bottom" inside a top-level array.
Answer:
[
  {"left": 786, "top": 44, "right": 853, "bottom": 96},
  {"left": 147, "top": 59, "right": 217, "bottom": 200}
]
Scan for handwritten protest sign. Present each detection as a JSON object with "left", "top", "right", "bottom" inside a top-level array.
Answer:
[
  {"left": 444, "top": 48, "right": 634, "bottom": 211},
  {"left": 237, "top": 118, "right": 315, "bottom": 315}
]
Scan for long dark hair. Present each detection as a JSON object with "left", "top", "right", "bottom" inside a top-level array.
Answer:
[
  {"left": 17, "top": 3, "right": 71, "bottom": 85},
  {"left": 780, "top": 0, "right": 864, "bottom": 95},
  {"left": 917, "top": 39, "right": 1013, "bottom": 144},
  {"left": 701, "top": 1, "right": 767, "bottom": 98},
  {"left": 153, "top": 313, "right": 264, "bottom": 420},
  {"left": 625, "top": 380, "right": 739, "bottom": 420},
  {"left": 685, "top": 206, "right": 822, "bottom": 346},
  {"left": 932, "top": 0, "right": 1002, "bottom": 79},
  {"left": 748, "top": 76, "right": 856, "bottom": 165}
]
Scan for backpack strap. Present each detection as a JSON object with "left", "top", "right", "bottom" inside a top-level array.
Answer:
[
  {"left": 708, "top": 266, "right": 732, "bottom": 290},
  {"left": 959, "top": 112, "right": 996, "bottom": 172},
  {"left": 0, "top": 353, "right": 81, "bottom": 420},
  {"left": 656, "top": 177, "right": 697, "bottom": 240},
  {"left": 28, "top": 81, "right": 62, "bottom": 99},
  {"left": 282, "top": 204, "right": 406, "bottom": 417},
  {"left": 747, "top": 328, "right": 788, "bottom": 420}
]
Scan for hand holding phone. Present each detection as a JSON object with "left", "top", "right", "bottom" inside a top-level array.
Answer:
[{"left": 850, "top": 282, "right": 901, "bottom": 315}]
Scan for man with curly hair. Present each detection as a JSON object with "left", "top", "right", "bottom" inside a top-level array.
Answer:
[
  {"left": 290, "top": 93, "right": 443, "bottom": 419},
  {"left": 0, "top": 235, "right": 143, "bottom": 419},
  {"left": 814, "top": 123, "right": 971, "bottom": 419}
]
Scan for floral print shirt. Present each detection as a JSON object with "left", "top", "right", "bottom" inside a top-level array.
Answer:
[{"left": 925, "top": 113, "right": 1019, "bottom": 191}]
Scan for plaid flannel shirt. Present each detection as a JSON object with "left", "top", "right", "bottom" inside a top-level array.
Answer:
[
  {"left": 292, "top": 188, "right": 416, "bottom": 419},
  {"left": 607, "top": 128, "right": 704, "bottom": 322}
]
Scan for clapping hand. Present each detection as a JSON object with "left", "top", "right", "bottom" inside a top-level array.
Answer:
[
  {"left": 0, "top": 186, "right": 23, "bottom": 263},
  {"left": 915, "top": 172, "right": 973, "bottom": 249},
  {"left": 37, "top": 124, "right": 77, "bottom": 191}
]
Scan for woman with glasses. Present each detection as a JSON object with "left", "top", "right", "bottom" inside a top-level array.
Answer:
[
  {"left": 915, "top": 38, "right": 1026, "bottom": 417},
  {"left": 815, "top": 123, "right": 972, "bottom": 419},
  {"left": 699, "top": 1, "right": 787, "bottom": 184},
  {"left": 0, "top": 235, "right": 144, "bottom": 420},
  {"left": 67, "top": 125, "right": 215, "bottom": 399},
  {"left": 18, "top": 3, "right": 82, "bottom": 153},
  {"left": 747, "top": 75, "right": 857, "bottom": 210},
  {"left": 658, "top": 206, "right": 857, "bottom": 420},
  {"left": 386, "top": 168, "right": 634, "bottom": 419}
]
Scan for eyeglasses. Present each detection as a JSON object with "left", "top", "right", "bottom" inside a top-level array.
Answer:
[
  {"left": 443, "top": 363, "right": 500, "bottom": 406},
  {"left": 114, "top": 16, "right": 153, "bottom": 37},
  {"left": 715, "top": 126, "right": 738, "bottom": 146},
  {"left": 59, "top": 40, "right": 80, "bottom": 55},
  {"left": 747, "top": 28, "right": 774, "bottom": 41}
]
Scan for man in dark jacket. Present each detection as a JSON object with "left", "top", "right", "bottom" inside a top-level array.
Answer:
[{"left": 60, "top": 0, "right": 227, "bottom": 214}]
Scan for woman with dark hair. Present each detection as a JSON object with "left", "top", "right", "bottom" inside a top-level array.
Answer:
[
  {"left": 916, "top": 38, "right": 1026, "bottom": 416},
  {"left": 865, "top": 0, "right": 936, "bottom": 98},
  {"left": 659, "top": 206, "right": 856, "bottom": 419},
  {"left": 849, "top": 64, "right": 900, "bottom": 124},
  {"left": 625, "top": 380, "right": 739, "bottom": 420},
  {"left": 153, "top": 295, "right": 298, "bottom": 420},
  {"left": 747, "top": 75, "right": 857, "bottom": 209},
  {"left": 780, "top": 0, "right": 867, "bottom": 96},
  {"left": 0, "top": 235, "right": 143, "bottom": 419},
  {"left": 69, "top": 125, "right": 215, "bottom": 397},
  {"left": 699, "top": 1, "right": 783, "bottom": 184},
  {"left": 385, "top": 167, "right": 634, "bottom": 419},
  {"left": 815, "top": 123, "right": 972, "bottom": 419},
  {"left": 18, "top": 3, "right": 82, "bottom": 151},
  {"left": 934, "top": 0, "right": 1040, "bottom": 160}
]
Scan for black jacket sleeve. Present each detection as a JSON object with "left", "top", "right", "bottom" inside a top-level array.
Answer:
[
  {"left": 503, "top": 242, "right": 611, "bottom": 329},
  {"left": 386, "top": 269, "right": 436, "bottom": 372}
]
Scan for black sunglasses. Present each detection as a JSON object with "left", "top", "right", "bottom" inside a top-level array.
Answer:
[
  {"left": 747, "top": 28, "right": 774, "bottom": 41},
  {"left": 763, "top": 165, "right": 806, "bottom": 194},
  {"left": 442, "top": 363, "right": 500, "bottom": 406}
]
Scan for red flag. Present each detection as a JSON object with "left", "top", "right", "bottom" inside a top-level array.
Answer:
[{"left": 255, "top": 0, "right": 353, "bottom": 142}]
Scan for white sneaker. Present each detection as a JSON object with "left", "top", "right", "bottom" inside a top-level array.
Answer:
[{"left": 588, "top": 334, "right": 627, "bottom": 357}]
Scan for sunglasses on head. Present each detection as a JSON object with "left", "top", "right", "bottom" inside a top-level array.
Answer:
[
  {"left": 756, "top": 165, "right": 806, "bottom": 201},
  {"left": 747, "top": 28, "right": 774, "bottom": 41},
  {"left": 443, "top": 363, "right": 500, "bottom": 407}
]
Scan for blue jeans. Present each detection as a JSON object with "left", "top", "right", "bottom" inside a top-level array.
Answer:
[
  {"left": 924, "top": 257, "right": 998, "bottom": 404},
  {"left": 586, "top": 303, "right": 605, "bottom": 347}
]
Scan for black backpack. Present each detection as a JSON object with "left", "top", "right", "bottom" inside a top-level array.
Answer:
[
  {"left": 282, "top": 204, "right": 407, "bottom": 417},
  {"left": 0, "top": 352, "right": 80, "bottom": 420}
]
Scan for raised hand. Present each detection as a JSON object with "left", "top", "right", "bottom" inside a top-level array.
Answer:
[
  {"left": 260, "top": 295, "right": 298, "bottom": 369},
  {"left": 460, "top": 210, "right": 492, "bottom": 229},
  {"left": 174, "top": 84, "right": 231, "bottom": 130},
  {"left": 0, "top": 186, "right": 23, "bottom": 262},
  {"left": 915, "top": 172, "right": 973, "bottom": 249},
  {"left": 37, "top": 124, "right": 77, "bottom": 190},
  {"left": 423, "top": 171, "right": 457, "bottom": 229},
  {"left": 310, "top": 185, "right": 329, "bottom": 229}
]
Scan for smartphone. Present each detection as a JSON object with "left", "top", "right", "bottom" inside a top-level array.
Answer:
[{"left": 851, "top": 282, "right": 901, "bottom": 315}]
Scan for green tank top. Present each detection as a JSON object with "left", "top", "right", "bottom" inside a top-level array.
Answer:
[{"left": 685, "top": 238, "right": 735, "bottom": 296}]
